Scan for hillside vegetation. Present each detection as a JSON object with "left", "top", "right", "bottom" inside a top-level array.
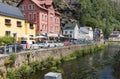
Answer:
[{"left": 1, "top": 0, "right": 120, "bottom": 38}]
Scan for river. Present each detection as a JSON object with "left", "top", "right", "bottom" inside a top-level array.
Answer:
[{"left": 27, "top": 45, "right": 120, "bottom": 79}]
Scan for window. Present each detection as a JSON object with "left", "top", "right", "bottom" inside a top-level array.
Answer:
[
  {"left": 65, "top": 31, "right": 67, "bottom": 34},
  {"left": 5, "top": 19, "right": 11, "bottom": 26},
  {"left": 42, "top": 24, "right": 44, "bottom": 30},
  {"left": 13, "top": 33, "right": 17, "bottom": 39},
  {"left": 29, "top": 23, "right": 34, "bottom": 29},
  {"left": 45, "top": 15, "right": 47, "bottom": 21},
  {"left": 42, "top": 15, "right": 44, "bottom": 21},
  {"left": 24, "top": 5, "right": 26, "bottom": 10},
  {"left": 23, "top": 13, "right": 26, "bottom": 17},
  {"left": 17, "top": 21, "right": 22, "bottom": 27},
  {"left": 70, "top": 35, "right": 72, "bottom": 37},
  {"left": 50, "top": 26, "right": 53, "bottom": 33},
  {"left": 45, "top": 25, "right": 46, "bottom": 30},
  {"left": 19, "top": 6, "right": 24, "bottom": 10},
  {"left": 29, "top": 13, "right": 32, "bottom": 20},
  {"left": 50, "top": 8, "right": 53, "bottom": 14},
  {"left": 50, "top": 17, "right": 53, "bottom": 22},
  {"left": 70, "top": 31, "right": 73, "bottom": 34},
  {"left": 29, "top": 5, "right": 32, "bottom": 10},
  {"left": 31, "top": 4, "right": 35, "bottom": 10},
  {"left": 55, "top": 18, "right": 58, "bottom": 23},
  {"left": 33, "top": 13, "right": 36, "bottom": 21},
  {"left": 5, "top": 31, "right": 11, "bottom": 36},
  {"left": 29, "top": 4, "right": 35, "bottom": 10}
]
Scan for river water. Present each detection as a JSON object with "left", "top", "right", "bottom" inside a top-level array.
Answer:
[{"left": 28, "top": 45, "right": 120, "bottom": 79}]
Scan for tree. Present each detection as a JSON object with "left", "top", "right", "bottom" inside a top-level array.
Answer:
[{"left": 0, "top": 36, "right": 16, "bottom": 45}]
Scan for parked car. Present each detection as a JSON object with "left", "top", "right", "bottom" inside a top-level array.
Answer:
[
  {"left": 7, "top": 43, "right": 23, "bottom": 52},
  {"left": 54, "top": 41, "right": 64, "bottom": 47},
  {"left": 20, "top": 40, "right": 36, "bottom": 49},
  {"left": 44, "top": 41, "right": 55, "bottom": 48},
  {"left": 0, "top": 46, "right": 9, "bottom": 54},
  {"left": 37, "top": 41, "right": 46, "bottom": 48},
  {"left": 64, "top": 41, "right": 71, "bottom": 46}
]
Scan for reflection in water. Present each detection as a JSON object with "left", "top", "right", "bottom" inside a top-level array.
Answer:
[
  {"left": 28, "top": 45, "right": 120, "bottom": 79},
  {"left": 89, "top": 56, "right": 93, "bottom": 66}
]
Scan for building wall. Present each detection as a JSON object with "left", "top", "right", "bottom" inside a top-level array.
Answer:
[
  {"left": 0, "top": 15, "right": 36, "bottom": 41},
  {"left": 39, "top": 10, "right": 48, "bottom": 34},
  {"left": 25, "top": 22, "right": 36, "bottom": 37},
  {"left": 0, "top": 15, "right": 25, "bottom": 39},
  {"left": 63, "top": 29, "right": 74, "bottom": 38},
  {"left": 18, "top": 0, "right": 60, "bottom": 35},
  {"left": 88, "top": 27, "right": 93, "bottom": 40},
  {"left": 18, "top": 0, "right": 41, "bottom": 33},
  {"left": 74, "top": 24, "right": 79, "bottom": 39},
  {"left": 54, "top": 14, "right": 60, "bottom": 34}
]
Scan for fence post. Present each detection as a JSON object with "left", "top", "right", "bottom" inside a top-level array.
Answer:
[
  {"left": 4, "top": 46, "right": 6, "bottom": 54},
  {"left": 15, "top": 44, "right": 17, "bottom": 53}
]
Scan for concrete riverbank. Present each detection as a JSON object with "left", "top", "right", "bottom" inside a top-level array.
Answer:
[{"left": 0, "top": 43, "right": 103, "bottom": 70}]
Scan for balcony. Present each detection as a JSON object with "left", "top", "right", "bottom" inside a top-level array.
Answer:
[
  {"left": 5, "top": 22, "right": 11, "bottom": 26},
  {"left": 17, "top": 24, "right": 22, "bottom": 27},
  {"left": 30, "top": 26, "right": 34, "bottom": 29}
]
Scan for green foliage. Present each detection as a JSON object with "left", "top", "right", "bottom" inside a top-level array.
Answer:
[
  {"left": 0, "top": 69, "right": 4, "bottom": 78},
  {"left": 9, "top": 53, "right": 17, "bottom": 63},
  {"left": 55, "top": 0, "right": 120, "bottom": 38},
  {"left": 27, "top": 52, "right": 31, "bottom": 65},
  {"left": 30, "top": 61, "right": 40, "bottom": 73},
  {"left": 4, "top": 53, "right": 17, "bottom": 69},
  {"left": 18, "top": 64, "right": 32, "bottom": 79},
  {"left": 0, "top": 36, "right": 16, "bottom": 45},
  {"left": 6, "top": 69, "right": 20, "bottom": 79}
]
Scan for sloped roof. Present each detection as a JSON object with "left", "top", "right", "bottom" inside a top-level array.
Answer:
[
  {"left": 39, "top": 0, "right": 53, "bottom": 5},
  {"left": 0, "top": 2, "right": 25, "bottom": 19},
  {"left": 80, "top": 27, "right": 89, "bottom": 34},
  {"left": 63, "top": 22, "right": 77, "bottom": 30},
  {"left": 17, "top": 0, "right": 48, "bottom": 11}
]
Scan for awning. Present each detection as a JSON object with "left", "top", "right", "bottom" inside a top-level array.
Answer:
[
  {"left": 35, "top": 35, "right": 46, "bottom": 38},
  {"left": 19, "top": 35, "right": 33, "bottom": 38},
  {"left": 48, "top": 34, "right": 64, "bottom": 37}
]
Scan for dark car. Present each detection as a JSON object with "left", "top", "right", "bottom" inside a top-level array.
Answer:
[
  {"left": 0, "top": 46, "right": 9, "bottom": 54},
  {"left": 7, "top": 43, "right": 23, "bottom": 52}
]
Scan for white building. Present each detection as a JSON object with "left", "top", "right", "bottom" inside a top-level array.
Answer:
[
  {"left": 63, "top": 22, "right": 79, "bottom": 39},
  {"left": 109, "top": 31, "right": 120, "bottom": 41},
  {"left": 79, "top": 27, "right": 93, "bottom": 40}
]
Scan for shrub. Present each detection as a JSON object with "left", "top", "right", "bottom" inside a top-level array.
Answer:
[{"left": 0, "top": 36, "right": 16, "bottom": 45}]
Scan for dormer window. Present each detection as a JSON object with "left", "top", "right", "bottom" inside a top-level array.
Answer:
[
  {"left": 29, "top": 4, "right": 35, "bottom": 10},
  {"left": 5, "top": 19, "right": 11, "bottom": 26},
  {"left": 50, "top": 8, "right": 53, "bottom": 14}
]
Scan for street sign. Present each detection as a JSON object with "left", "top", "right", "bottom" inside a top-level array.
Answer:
[
  {"left": 45, "top": 33, "right": 48, "bottom": 37},
  {"left": 58, "top": 34, "right": 60, "bottom": 38}
]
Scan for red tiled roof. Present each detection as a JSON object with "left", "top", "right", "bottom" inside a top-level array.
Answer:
[
  {"left": 31, "top": 0, "right": 48, "bottom": 10},
  {"left": 17, "top": 0, "right": 48, "bottom": 11},
  {"left": 17, "top": 0, "right": 60, "bottom": 15},
  {"left": 38, "top": 0, "right": 53, "bottom": 5}
]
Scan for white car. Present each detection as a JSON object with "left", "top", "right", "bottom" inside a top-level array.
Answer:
[
  {"left": 44, "top": 41, "right": 55, "bottom": 48},
  {"left": 54, "top": 41, "right": 64, "bottom": 47}
]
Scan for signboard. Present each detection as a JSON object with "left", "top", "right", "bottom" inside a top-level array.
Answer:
[
  {"left": 58, "top": 34, "right": 60, "bottom": 38},
  {"left": 45, "top": 33, "right": 48, "bottom": 37}
]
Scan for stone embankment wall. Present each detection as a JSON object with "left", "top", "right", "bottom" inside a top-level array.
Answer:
[{"left": 0, "top": 44, "right": 97, "bottom": 70}]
